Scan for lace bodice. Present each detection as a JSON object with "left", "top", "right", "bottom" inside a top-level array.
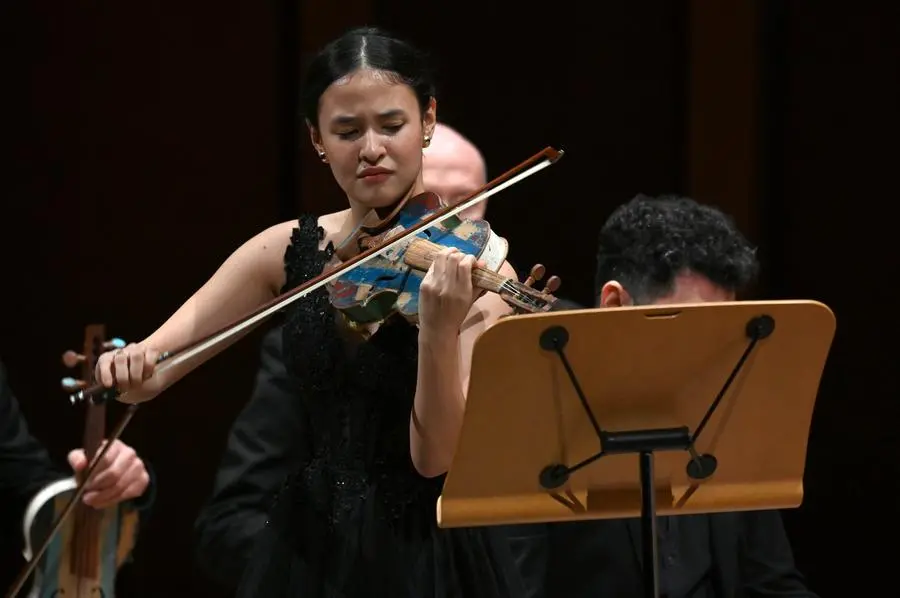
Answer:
[{"left": 278, "top": 213, "right": 441, "bottom": 529}]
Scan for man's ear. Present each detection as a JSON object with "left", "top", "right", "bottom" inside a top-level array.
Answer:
[{"left": 598, "top": 281, "right": 632, "bottom": 307}]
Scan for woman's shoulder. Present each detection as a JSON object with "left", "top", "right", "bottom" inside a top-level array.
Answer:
[
  {"left": 316, "top": 209, "right": 353, "bottom": 249},
  {"left": 278, "top": 210, "right": 352, "bottom": 290},
  {"left": 261, "top": 210, "right": 351, "bottom": 253}
]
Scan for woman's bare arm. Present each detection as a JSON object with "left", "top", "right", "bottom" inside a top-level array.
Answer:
[
  {"left": 410, "top": 258, "right": 516, "bottom": 477},
  {"left": 97, "top": 220, "right": 299, "bottom": 403}
]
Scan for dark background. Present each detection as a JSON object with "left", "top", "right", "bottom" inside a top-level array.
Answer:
[{"left": 2, "top": 0, "right": 896, "bottom": 595}]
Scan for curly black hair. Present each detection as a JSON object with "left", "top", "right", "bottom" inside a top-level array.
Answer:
[{"left": 594, "top": 194, "right": 759, "bottom": 303}]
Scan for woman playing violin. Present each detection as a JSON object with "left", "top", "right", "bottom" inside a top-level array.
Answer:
[{"left": 93, "top": 26, "right": 525, "bottom": 597}]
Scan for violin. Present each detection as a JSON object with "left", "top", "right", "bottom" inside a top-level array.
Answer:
[
  {"left": 5, "top": 145, "right": 564, "bottom": 597},
  {"left": 326, "top": 191, "right": 561, "bottom": 325},
  {"left": 19, "top": 324, "right": 140, "bottom": 598}
]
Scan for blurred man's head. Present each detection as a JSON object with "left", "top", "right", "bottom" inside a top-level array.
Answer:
[{"left": 423, "top": 123, "right": 488, "bottom": 219}]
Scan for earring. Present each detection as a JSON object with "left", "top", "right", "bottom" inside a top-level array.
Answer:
[
  {"left": 317, "top": 150, "right": 328, "bottom": 163},
  {"left": 423, "top": 135, "right": 431, "bottom": 148}
]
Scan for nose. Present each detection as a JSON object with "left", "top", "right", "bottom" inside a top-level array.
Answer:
[{"left": 359, "top": 130, "right": 386, "bottom": 164}]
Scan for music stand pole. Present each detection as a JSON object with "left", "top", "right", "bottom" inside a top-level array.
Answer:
[
  {"left": 604, "top": 431, "right": 695, "bottom": 597},
  {"left": 541, "top": 424, "right": 696, "bottom": 598},
  {"left": 639, "top": 451, "right": 659, "bottom": 598},
  {"left": 536, "top": 314, "right": 769, "bottom": 598}
]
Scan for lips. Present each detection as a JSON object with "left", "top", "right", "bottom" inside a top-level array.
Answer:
[{"left": 358, "top": 168, "right": 393, "bottom": 178}]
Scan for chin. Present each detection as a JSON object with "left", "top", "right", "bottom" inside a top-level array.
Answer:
[{"left": 354, "top": 183, "right": 411, "bottom": 209}]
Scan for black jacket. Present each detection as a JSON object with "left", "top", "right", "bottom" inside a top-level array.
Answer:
[
  {"left": 0, "top": 360, "right": 66, "bottom": 590},
  {"left": 506, "top": 510, "right": 817, "bottom": 597},
  {"left": 193, "top": 326, "right": 310, "bottom": 591}
]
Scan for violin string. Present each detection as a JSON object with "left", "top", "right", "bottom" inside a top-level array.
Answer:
[
  {"left": 497, "top": 280, "right": 545, "bottom": 309},
  {"left": 500, "top": 281, "right": 539, "bottom": 307}
]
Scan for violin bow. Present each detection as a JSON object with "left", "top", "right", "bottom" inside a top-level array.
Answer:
[
  {"left": 66, "top": 146, "right": 562, "bottom": 405},
  {"left": 5, "top": 145, "right": 563, "bottom": 598}
]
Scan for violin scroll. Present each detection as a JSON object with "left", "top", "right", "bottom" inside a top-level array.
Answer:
[
  {"left": 502, "top": 263, "right": 562, "bottom": 315},
  {"left": 522, "top": 264, "right": 561, "bottom": 295}
]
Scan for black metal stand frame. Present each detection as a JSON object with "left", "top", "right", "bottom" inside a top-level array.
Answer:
[{"left": 536, "top": 315, "right": 775, "bottom": 598}]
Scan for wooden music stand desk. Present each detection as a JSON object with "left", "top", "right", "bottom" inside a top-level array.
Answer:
[{"left": 437, "top": 300, "right": 835, "bottom": 598}]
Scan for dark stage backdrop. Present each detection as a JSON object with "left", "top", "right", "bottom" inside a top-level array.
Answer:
[{"left": 0, "top": 1, "right": 896, "bottom": 596}]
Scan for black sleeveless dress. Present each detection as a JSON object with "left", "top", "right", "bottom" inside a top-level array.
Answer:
[{"left": 235, "top": 215, "right": 526, "bottom": 598}]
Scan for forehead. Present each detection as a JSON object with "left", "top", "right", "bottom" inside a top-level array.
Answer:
[
  {"left": 652, "top": 271, "right": 734, "bottom": 304},
  {"left": 319, "top": 69, "right": 419, "bottom": 121}
]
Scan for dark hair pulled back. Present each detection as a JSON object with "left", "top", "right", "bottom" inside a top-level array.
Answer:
[{"left": 300, "top": 27, "right": 436, "bottom": 126}]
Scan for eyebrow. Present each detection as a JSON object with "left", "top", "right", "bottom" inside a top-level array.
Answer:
[{"left": 331, "top": 109, "right": 406, "bottom": 125}]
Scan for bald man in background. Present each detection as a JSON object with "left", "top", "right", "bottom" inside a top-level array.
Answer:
[
  {"left": 192, "top": 122, "right": 493, "bottom": 592},
  {"left": 424, "top": 123, "right": 489, "bottom": 219}
]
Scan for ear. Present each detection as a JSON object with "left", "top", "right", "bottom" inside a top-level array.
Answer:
[
  {"left": 422, "top": 97, "right": 437, "bottom": 139},
  {"left": 307, "top": 119, "right": 324, "bottom": 156},
  {"left": 598, "top": 281, "right": 632, "bottom": 308}
]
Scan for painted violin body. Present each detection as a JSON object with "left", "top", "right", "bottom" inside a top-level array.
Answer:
[{"left": 327, "top": 191, "right": 560, "bottom": 324}]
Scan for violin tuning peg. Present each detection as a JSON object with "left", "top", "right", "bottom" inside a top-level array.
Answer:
[
  {"left": 103, "top": 338, "right": 126, "bottom": 350},
  {"left": 61, "top": 377, "right": 87, "bottom": 391},
  {"left": 542, "top": 275, "right": 561, "bottom": 295},
  {"left": 62, "top": 350, "right": 85, "bottom": 368},
  {"left": 524, "top": 264, "right": 546, "bottom": 288}
]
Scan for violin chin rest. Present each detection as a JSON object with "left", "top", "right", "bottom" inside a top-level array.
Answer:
[{"left": 22, "top": 476, "right": 77, "bottom": 560}]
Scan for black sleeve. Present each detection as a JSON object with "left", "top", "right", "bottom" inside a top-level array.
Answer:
[
  {"left": 0, "top": 359, "right": 66, "bottom": 546},
  {"left": 738, "top": 509, "right": 820, "bottom": 597},
  {"left": 192, "top": 326, "right": 309, "bottom": 592},
  {"left": 129, "top": 461, "right": 158, "bottom": 515}
]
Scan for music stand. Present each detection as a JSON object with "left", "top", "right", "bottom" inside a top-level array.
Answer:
[{"left": 437, "top": 300, "right": 835, "bottom": 598}]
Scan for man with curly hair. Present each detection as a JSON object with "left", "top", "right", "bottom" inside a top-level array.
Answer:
[
  {"left": 594, "top": 194, "right": 759, "bottom": 306},
  {"left": 508, "top": 194, "right": 817, "bottom": 598}
]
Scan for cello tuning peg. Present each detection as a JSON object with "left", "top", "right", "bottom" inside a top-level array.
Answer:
[
  {"left": 524, "top": 264, "right": 546, "bottom": 287},
  {"left": 103, "top": 338, "right": 126, "bottom": 350},
  {"left": 61, "top": 350, "right": 85, "bottom": 368},
  {"left": 542, "top": 275, "right": 561, "bottom": 295},
  {"left": 61, "top": 377, "right": 87, "bottom": 391}
]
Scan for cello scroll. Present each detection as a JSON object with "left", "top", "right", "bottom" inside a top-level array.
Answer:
[{"left": 14, "top": 326, "right": 141, "bottom": 598}]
